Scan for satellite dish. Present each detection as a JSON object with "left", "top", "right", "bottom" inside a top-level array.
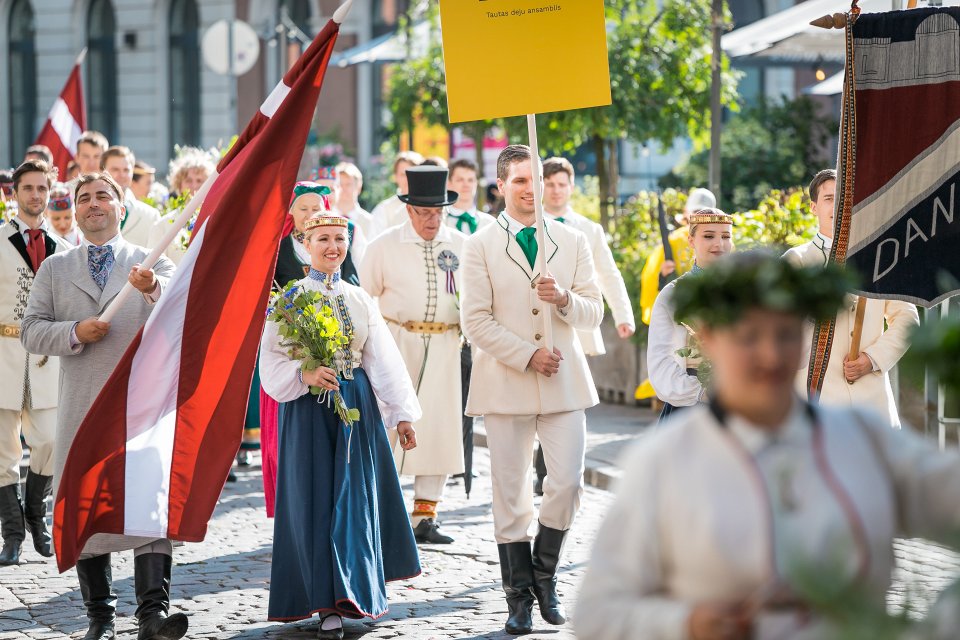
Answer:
[{"left": 202, "top": 19, "right": 260, "bottom": 76}]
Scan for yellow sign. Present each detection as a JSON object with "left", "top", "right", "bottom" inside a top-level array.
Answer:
[{"left": 439, "top": 0, "right": 611, "bottom": 123}]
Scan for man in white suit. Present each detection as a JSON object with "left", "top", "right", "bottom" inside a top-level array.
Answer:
[
  {"left": 784, "top": 169, "right": 919, "bottom": 427},
  {"left": 360, "top": 166, "right": 466, "bottom": 545},
  {"left": 461, "top": 145, "right": 603, "bottom": 635},
  {"left": 0, "top": 161, "right": 70, "bottom": 565},
  {"left": 21, "top": 173, "right": 184, "bottom": 640},
  {"left": 101, "top": 146, "right": 161, "bottom": 249}
]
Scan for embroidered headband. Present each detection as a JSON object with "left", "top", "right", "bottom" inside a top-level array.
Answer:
[
  {"left": 304, "top": 214, "right": 349, "bottom": 230},
  {"left": 313, "top": 166, "right": 338, "bottom": 182},
  {"left": 688, "top": 207, "right": 734, "bottom": 226},
  {"left": 289, "top": 181, "right": 332, "bottom": 211},
  {"left": 47, "top": 184, "right": 72, "bottom": 211}
]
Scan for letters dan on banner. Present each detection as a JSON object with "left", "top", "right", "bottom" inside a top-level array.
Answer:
[
  {"left": 438, "top": 0, "right": 611, "bottom": 123},
  {"left": 841, "top": 7, "right": 960, "bottom": 308}
]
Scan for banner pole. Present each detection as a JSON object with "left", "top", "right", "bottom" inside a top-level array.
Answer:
[
  {"left": 526, "top": 113, "right": 554, "bottom": 352},
  {"left": 99, "top": 171, "right": 219, "bottom": 323}
]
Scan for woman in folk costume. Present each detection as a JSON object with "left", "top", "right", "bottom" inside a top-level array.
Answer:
[
  {"left": 647, "top": 208, "right": 733, "bottom": 420},
  {"left": 576, "top": 252, "right": 960, "bottom": 640},
  {"left": 259, "top": 211, "right": 422, "bottom": 638},
  {"left": 259, "top": 182, "right": 364, "bottom": 516}
]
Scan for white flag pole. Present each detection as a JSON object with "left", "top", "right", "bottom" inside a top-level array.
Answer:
[
  {"left": 99, "top": 171, "right": 219, "bottom": 322},
  {"left": 526, "top": 113, "right": 554, "bottom": 352}
]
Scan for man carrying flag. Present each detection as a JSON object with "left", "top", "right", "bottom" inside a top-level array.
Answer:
[{"left": 21, "top": 172, "right": 180, "bottom": 640}]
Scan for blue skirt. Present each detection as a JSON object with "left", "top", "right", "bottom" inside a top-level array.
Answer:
[{"left": 268, "top": 368, "right": 421, "bottom": 621}]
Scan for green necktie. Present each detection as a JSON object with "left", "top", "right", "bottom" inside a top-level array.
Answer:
[
  {"left": 555, "top": 216, "right": 565, "bottom": 224},
  {"left": 452, "top": 211, "right": 478, "bottom": 235},
  {"left": 515, "top": 227, "right": 538, "bottom": 268}
]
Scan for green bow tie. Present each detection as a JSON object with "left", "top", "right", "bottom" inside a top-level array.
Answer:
[
  {"left": 515, "top": 227, "right": 538, "bottom": 268},
  {"left": 451, "top": 211, "right": 478, "bottom": 234}
]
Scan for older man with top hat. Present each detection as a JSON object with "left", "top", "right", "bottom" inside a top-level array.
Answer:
[
  {"left": 21, "top": 172, "right": 183, "bottom": 640},
  {"left": 359, "top": 166, "right": 466, "bottom": 545},
  {"left": 0, "top": 161, "right": 71, "bottom": 566},
  {"left": 460, "top": 145, "right": 603, "bottom": 634}
]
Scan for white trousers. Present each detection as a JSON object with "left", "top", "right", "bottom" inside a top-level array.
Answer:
[
  {"left": 78, "top": 539, "right": 173, "bottom": 561},
  {"left": 0, "top": 407, "right": 57, "bottom": 487},
  {"left": 484, "top": 410, "right": 586, "bottom": 543}
]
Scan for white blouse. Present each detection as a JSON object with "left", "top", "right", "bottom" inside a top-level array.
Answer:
[
  {"left": 575, "top": 402, "right": 960, "bottom": 640},
  {"left": 647, "top": 281, "right": 704, "bottom": 406},
  {"left": 259, "top": 276, "right": 422, "bottom": 429}
]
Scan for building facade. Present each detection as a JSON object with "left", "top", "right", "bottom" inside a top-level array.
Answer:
[{"left": 1, "top": 0, "right": 391, "bottom": 173}]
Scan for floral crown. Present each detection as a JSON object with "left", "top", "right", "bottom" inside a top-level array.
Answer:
[{"left": 672, "top": 251, "right": 854, "bottom": 327}]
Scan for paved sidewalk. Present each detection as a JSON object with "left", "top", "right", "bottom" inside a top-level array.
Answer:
[{"left": 0, "top": 447, "right": 610, "bottom": 640}]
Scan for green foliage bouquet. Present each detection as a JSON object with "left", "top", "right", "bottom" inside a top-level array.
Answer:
[{"left": 266, "top": 282, "right": 360, "bottom": 428}]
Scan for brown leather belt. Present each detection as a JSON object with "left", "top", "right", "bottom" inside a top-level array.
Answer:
[
  {"left": 0, "top": 323, "right": 20, "bottom": 338},
  {"left": 384, "top": 317, "right": 459, "bottom": 335}
]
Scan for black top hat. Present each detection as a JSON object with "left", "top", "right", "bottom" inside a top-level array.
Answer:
[{"left": 398, "top": 166, "right": 459, "bottom": 207}]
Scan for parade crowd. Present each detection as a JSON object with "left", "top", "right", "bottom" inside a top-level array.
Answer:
[{"left": 1, "top": 134, "right": 959, "bottom": 640}]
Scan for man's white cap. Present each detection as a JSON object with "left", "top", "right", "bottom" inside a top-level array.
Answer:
[{"left": 684, "top": 188, "right": 717, "bottom": 213}]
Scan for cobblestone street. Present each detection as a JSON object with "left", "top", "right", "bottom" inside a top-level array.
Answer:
[{"left": 1, "top": 412, "right": 959, "bottom": 639}]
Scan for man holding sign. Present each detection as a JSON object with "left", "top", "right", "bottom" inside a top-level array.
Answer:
[{"left": 460, "top": 145, "right": 602, "bottom": 634}]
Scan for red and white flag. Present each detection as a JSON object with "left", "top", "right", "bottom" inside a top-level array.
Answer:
[
  {"left": 34, "top": 50, "right": 87, "bottom": 177},
  {"left": 53, "top": 16, "right": 344, "bottom": 572}
]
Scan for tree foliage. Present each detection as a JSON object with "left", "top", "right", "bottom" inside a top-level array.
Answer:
[{"left": 662, "top": 96, "right": 838, "bottom": 211}]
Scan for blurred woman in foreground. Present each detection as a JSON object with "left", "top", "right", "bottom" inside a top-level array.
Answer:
[{"left": 576, "top": 252, "right": 960, "bottom": 640}]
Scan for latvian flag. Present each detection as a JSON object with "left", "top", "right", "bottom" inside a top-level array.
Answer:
[
  {"left": 33, "top": 50, "right": 87, "bottom": 177},
  {"left": 842, "top": 7, "right": 960, "bottom": 307},
  {"left": 53, "top": 10, "right": 346, "bottom": 571}
]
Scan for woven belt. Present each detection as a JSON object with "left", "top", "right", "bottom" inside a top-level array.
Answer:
[
  {"left": 0, "top": 323, "right": 20, "bottom": 338},
  {"left": 384, "top": 317, "right": 459, "bottom": 335}
]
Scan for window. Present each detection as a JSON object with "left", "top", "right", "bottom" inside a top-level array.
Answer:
[
  {"left": 8, "top": 0, "right": 37, "bottom": 162},
  {"left": 169, "top": 0, "right": 201, "bottom": 149},
  {"left": 87, "top": 0, "right": 117, "bottom": 142},
  {"left": 279, "top": 0, "right": 311, "bottom": 37}
]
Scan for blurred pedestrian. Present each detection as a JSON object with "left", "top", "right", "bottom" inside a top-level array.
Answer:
[
  {"left": 131, "top": 161, "right": 156, "bottom": 202},
  {"left": 46, "top": 183, "right": 82, "bottom": 247},
  {"left": 100, "top": 146, "right": 161, "bottom": 248},
  {"left": 314, "top": 166, "right": 368, "bottom": 267},
  {"left": 576, "top": 251, "right": 960, "bottom": 640},
  {"left": 23, "top": 145, "right": 53, "bottom": 167},
  {"left": 446, "top": 159, "right": 494, "bottom": 235},
  {"left": 370, "top": 151, "right": 423, "bottom": 234},
  {"left": 75, "top": 131, "right": 109, "bottom": 175},
  {"left": 166, "top": 149, "right": 214, "bottom": 200},
  {"left": 334, "top": 162, "right": 377, "bottom": 241}
]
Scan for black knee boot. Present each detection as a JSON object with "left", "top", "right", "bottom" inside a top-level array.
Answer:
[
  {"left": 498, "top": 542, "right": 535, "bottom": 635},
  {"left": 531, "top": 523, "right": 569, "bottom": 625},
  {"left": 135, "top": 553, "right": 188, "bottom": 640},
  {"left": 24, "top": 471, "right": 53, "bottom": 557},
  {"left": 0, "top": 483, "right": 25, "bottom": 565},
  {"left": 76, "top": 554, "right": 117, "bottom": 640}
]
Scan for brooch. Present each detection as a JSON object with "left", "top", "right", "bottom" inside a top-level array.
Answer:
[{"left": 437, "top": 250, "right": 460, "bottom": 295}]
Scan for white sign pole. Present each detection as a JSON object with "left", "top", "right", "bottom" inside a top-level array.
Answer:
[{"left": 527, "top": 113, "right": 554, "bottom": 352}]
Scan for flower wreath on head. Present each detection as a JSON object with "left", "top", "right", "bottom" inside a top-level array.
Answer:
[{"left": 672, "top": 250, "right": 856, "bottom": 329}]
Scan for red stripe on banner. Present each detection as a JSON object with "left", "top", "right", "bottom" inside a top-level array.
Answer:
[
  {"left": 34, "top": 62, "right": 87, "bottom": 177},
  {"left": 53, "top": 334, "right": 138, "bottom": 572},
  {"left": 165, "top": 22, "right": 340, "bottom": 538},
  {"left": 854, "top": 80, "right": 960, "bottom": 206}
]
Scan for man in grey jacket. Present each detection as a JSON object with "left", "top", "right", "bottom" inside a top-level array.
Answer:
[{"left": 21, "top": 173, "right": 182, "bottom": 640}]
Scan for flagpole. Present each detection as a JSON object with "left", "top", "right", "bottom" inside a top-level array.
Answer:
[
  {"left": 99, "top": 172, "right": 219, "bottom": 323},
  {"left": 76, "top": 47, "right": 88, "bottom": 66},
  {"left": 527, "top": 113, "right": 554, "bottom": 352}
]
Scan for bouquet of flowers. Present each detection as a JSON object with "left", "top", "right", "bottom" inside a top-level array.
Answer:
[
  {"left": 266, "top": 281, "right": 360, "bottom": 428},
  {"left": 676, "top": 322, "right": 713, "bottom": 387}
]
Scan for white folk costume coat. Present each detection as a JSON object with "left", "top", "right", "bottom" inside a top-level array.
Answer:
[
  {"left": 0, "top": 219, "right": 69, "bottom": 411},
  {"left": 576, "top": 402, "right": 960, "bottom": 640},
  {"left": 20, "top": 237, "right": 175, "bottom": 556},
  {"left": 784, "top": 235, "right": 919, "bottom": 427},
  {"left": 547, "top": 208, "right": 634, "bottom": 355},
  {"left": 460, "top": 214, "right": 603, "bottom": 416},
  {"left": 122, "top": 190, "right": 162, "bottom": 248},
  {"left": 647, "top": 279, "right": 705, "bottom": 406},
  {"left": 258, "top": 276, "right": 422, "bottom": 428},
  {"left": 370, "top": 194, "right": 407, "bottom": 237},
  {"left": 359, "top": 222, "right": 466, "bottom": 477}
]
